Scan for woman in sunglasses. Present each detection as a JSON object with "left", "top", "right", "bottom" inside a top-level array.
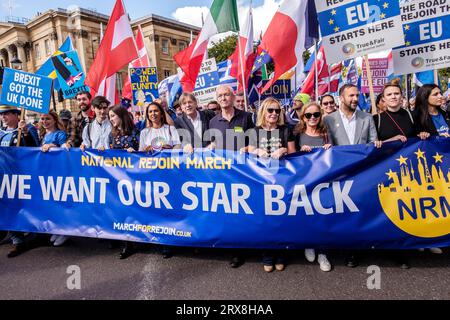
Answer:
[
  {"left": 246, "top": 97, "right": 296, "bottom": 272},
  {"left": 293, "top": 102, "right": 332, "bottom": 272},
  {"left": 247, "top": 97, "right": 296, "bottom": 160}
]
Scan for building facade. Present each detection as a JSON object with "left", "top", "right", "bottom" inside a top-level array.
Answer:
[{"left": 0, "top": 7, "right": 199, "bottom": 112}]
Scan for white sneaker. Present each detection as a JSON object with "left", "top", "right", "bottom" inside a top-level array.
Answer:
[
  {"left": 50, "top": 234, "right": 58, "bottom": 242},
  {"left": 318, "top": 254, "right": 331, "bottom": 272},
  {"left": 429, "top": 247, "right": 443, "bottom": 254},
  {"left": 304, "top": 249, "right": 316, "bottom": 263},
  {"left": 53, "top": 235, "right": 69, "bottom": 247}
]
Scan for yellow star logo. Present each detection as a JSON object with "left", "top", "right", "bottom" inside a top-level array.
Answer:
[
  {"left": 405, "top": 41, "right": 411, "bottom": 46},
  {"left": 415, "top": 148, "right": 425, "bottom": 159},
  {"left": 257, "top": 58, "right": 262, "bottom": 63},
  {"left": 404, "top": 25, "right": 410, "bottom": 31},
  {"left": 334, "top": 26, "right": 340, "bottom": 32},
  {"left": 386, "top": 169, "right": 397, "bottom": 180},
  {"left": 331, "top": 9, "right": 337, "bottom": 15},
  {"left": 396, "top": 155, "right": 408, "bottom": 166},
  {"left": 433, "top": 152, "right": 443, "bottom": 163},
  {"left": 252, "top": 66, "right": 256, "bottom": 71},
  {"left": 328, "top": 19, "right": 334, "bottom": 25},
  {"left": 383, "top": 2, "right": 389, "bottom": 9},
  {"left": 260, "top": 51, "right": 265, "bottom": 56},
  {"left": 380, "top": 13, "right": 386, "bottom": 19}
]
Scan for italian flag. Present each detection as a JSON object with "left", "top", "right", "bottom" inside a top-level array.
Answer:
[{"left": 174, "top": 0, "right": 239, "bottom": 92}]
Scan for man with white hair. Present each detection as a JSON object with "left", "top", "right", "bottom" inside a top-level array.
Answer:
[{"left": 208, "top": 85, "right": 254, "bottom": 268}]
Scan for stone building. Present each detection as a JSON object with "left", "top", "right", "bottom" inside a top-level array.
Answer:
[{"left": 0, "top": 7, "right": 200, "bottom": 112}]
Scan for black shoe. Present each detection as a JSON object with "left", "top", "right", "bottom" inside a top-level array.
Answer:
[
  {"left": 119, "top": 245, "right": 134, "bottom": 259},
  {"left": 109, "top": 240, "right": 120, "bottom": 249},
  {"left": 230, "top": 256, "right": 244, "bottom": 268},
  {"left": 0, "top": 231, "right": 11, "bottom": 245},
  {"left": 161, "top": 247, "right": 173, "bottom": 259},
  {"left": 7, "top": 243, "right": 27, "bottom": 258},
  {"left": 345, "top": 255, "right": 358, "bottom": 268}
]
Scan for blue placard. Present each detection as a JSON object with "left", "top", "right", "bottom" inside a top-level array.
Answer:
[
  {"left": 0, "top": 68, "right": 52, "bottom": 114},
  {"left": 130, "top": 67, "right": 159, "bottom": 107},
  {"left": 315, "top": 0, "right": 404, "bottom": 64},
  {"left": 51, "top": 50, "right": 89, "bottom": 99},
  {"left": 261, "top": 80, "right": 291, "bottom": 101},
  {"left": 1, "top": 138, "right": 449, "bottom": 249},
  {"left": 194, "top": 71, "right": 220, "bottom": 90}
]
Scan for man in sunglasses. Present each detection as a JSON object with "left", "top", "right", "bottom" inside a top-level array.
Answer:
[
  {"left": 286, "top": 93, "right": 310, "bottom": 127},
  {"left": 206, "top": 101, "right": 221, "bottom": 115},
  {"left": 319, "top": 94, "right": 337, "bottom": 116}
]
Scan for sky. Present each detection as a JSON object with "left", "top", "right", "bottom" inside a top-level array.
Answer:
[{"left": 1, "top": 0, "right": 283, "bottom": 39}]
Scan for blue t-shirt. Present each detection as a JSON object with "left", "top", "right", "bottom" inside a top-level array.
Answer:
[
  {"left": 41, "top": 130, "right": 67, "bottom": 146},
  {"left": 0, "top": 128, "right": 16, "bottom": 147},
  {"left": 431, "top": 113, "right": 449, "bottom": 135}
]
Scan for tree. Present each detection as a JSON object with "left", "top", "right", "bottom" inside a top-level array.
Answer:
[{"left": 208, "top": 35, "right": 237, "bottom": 63}]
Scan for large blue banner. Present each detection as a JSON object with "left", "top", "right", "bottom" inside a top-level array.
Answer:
[{"left": 1, "top": 138, "right": 449, "bottom": 249}]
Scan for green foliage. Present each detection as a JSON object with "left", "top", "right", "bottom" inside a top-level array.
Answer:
[{"left": 208, "top": 35, "right": 237, "bottom": 63}]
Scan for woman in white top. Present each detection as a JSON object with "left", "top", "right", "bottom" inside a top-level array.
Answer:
[{"left": 139, "top": 101, "right": 181, "bottom": 152}]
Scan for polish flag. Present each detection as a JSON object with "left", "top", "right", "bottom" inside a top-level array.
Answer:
[
  {"left": 122, "top": 26, "right": 151, "bottom": 100},
  {"left": 85, "top": 0, "right": 138, "bottom": 103},
  {"left": 259, "top": 0, "right": 308, "bottom": 93},
  {"left": 228, "top": 8, "right": 256, "bottom": 92}
]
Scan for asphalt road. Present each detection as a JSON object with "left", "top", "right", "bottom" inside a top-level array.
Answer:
[{"left": 0, "top": 237, "right": 449, "bottom": 300}]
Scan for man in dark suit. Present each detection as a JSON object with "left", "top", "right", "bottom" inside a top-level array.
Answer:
[{"left": 174, "top": 92, "right": 216, "bottom": 152}]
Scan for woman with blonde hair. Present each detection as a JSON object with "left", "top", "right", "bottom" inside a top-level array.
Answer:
[
  {"left": 247, "top": 97, "right": 296, "bottom": 159},
  {"left": 39, "top": 110, "right": 67, "bottom": 152},
  {"left": 293, "top": 102, "right": 332, "bottom": 272},
  {"left": 246, "top": 97, "right": 296, "bottom": 272},
  {"left": 293, "top": 102, "right": 332, "bottom": 152}
]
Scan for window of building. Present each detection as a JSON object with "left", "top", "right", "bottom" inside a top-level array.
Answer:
[
  {"left": 179, "top": 41, "right": 187, "bottom": 52},
  {"left": 162, "top": 38, "right": 169, "bottom": 55},
  {"left": 34, "top": 43, "right": 41, "bottom": 60},
  {"left": 45, "top": 39, "right": 51, "bottom": 56},
  {"left": 164, "top": 70, "right": 171, "bottom": 78},
  {"left": 25, "top": 48, "right": 31, "bottom": 62}
]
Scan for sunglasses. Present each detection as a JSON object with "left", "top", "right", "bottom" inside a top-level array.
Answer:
[
  {"left": 322, "top": 101, "right": 335, "bottom": 106},
  {"left": 304, "top": 112, "right": 321, "bottom": 119},
  {"left": 267, "top": 108, "right": 281, "bottom": 114}
]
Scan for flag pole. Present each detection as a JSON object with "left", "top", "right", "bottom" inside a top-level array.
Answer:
[
  {"left": 363, "top": 55, "right": 377, "bottom": 115},
  {"left": 237, "top": 34, "right": 248, "bottom": 112},
  {"left": 16, "top": 108, "right": 26, "bottom": 147},
  {"left": 237, "top": 6, "right": 251, "bottom": 112},
  {"left": 314, "top": 40, "right": 318, "bottom": 100},
  {"left": 433, "top": 69, "right": 439, "bottom": 85}
]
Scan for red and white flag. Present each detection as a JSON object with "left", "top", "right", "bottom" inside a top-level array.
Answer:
[
  {"left": 85, "top": 0, "right": 138, "bottom": 104},
  {"left": 259, "top": 0, "right": 308, "bottom": 93},
  {"left": 122, "top": 25, "right": 151, "bottom": 100},
  {"left": 301, "top": 45, "right": 342, "bottom": 98},
  {"left": 228, "top": 8, "right": 255, "bottom": 92}
]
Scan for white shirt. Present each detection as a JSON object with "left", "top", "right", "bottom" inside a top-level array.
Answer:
[
  {"left": 187, "top": 111, "right": 202, "bottom": 138},
  {"left": 139, "top": 125, "right": 181, "bottom": 151},
  {"left": 82, "top": 119, "right": 111, "bottom": 149},
  {"left": 339, "top": 109, "right": 357, "bottom": 145}
]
